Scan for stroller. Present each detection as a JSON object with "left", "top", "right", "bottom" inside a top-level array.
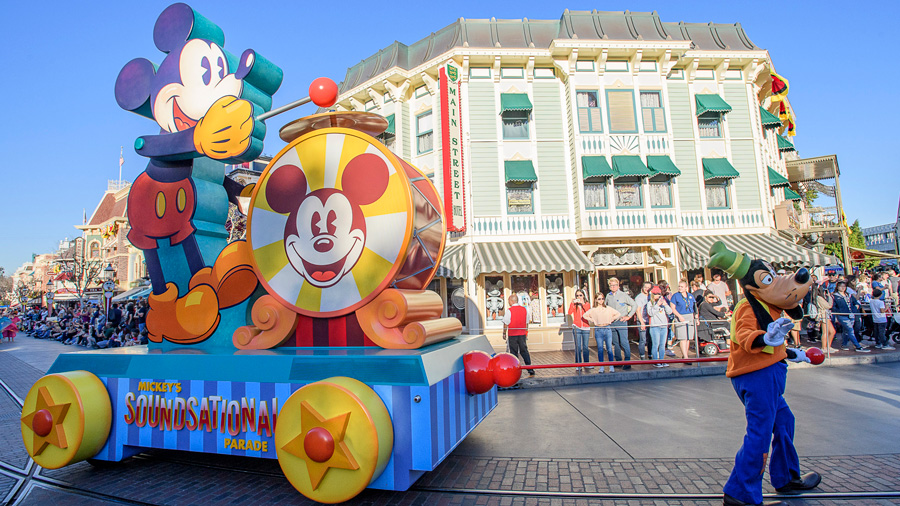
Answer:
[
  {"left": 889, "top": 312, "right": 900, "bottom": 344},
  {"left": 698, "top": 319, "right": 731, "bottom": 356}
]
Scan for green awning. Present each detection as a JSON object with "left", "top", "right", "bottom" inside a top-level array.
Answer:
[
  {"left": 384, "top": 114, "right": 395, "bottom": 135},
  {"left": 611, "top": 155, "right": 651, "bottom": 179},
  {"left": 784, "top": 187, "right": 802, "bottom": 201},
  {"left": 505, "top": 160, "right": 537, "bottom": 183},
  {"left": 702, "top": 158, "right": 740, "bottom": 181},
  {"left": 768, "top": 167, "right": 790, "bottom": 187},
  {"left": 435, "top": 244, "right": 465, "bottom": 279},
  {"left": 777, "top": 134, "right": 796, "bottom": 152},
  {"left": 695, "top": 94, "right": 732, "bottom": 116},
  {"left": 474, "top": 240, "right": 593, "bottom": 275},
  {"left": 678, "top": 234, "right": 841, "bottom": 271},
  {"left": 500, "top": 93, "right": 533, "bottom": 113},
  {"left": 646, "top": 155, "right": 681, "bottom": 176},
  {"left": 759, "top": 107, "right": 781, "bottom": 130},
  {"left": 582, "top": 156, "right": 613, "bottom": 180}
]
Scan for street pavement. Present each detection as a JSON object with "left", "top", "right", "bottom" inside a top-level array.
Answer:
[{"left": 2, "top": 336, "right": 900, "bottom": 505}]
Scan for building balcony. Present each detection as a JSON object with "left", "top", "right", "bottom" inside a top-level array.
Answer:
[
  {"left": 583, "top": 207, "right": 766, "bottom": 234},
  {"left": 470, "top": 214, "right": 573, "bottom": 236}
]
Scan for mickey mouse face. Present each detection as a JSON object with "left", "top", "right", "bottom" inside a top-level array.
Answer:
[
  {"left": 248, "top": 129, "right": 414, "bottom": 317},
  {"left": 153, "top": 39, "right": 242, "bottom": 133},
  {"left": 285, "top": 189, "right": 366, "bottom": 288}
]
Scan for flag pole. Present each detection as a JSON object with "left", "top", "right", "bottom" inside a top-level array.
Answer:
[{"left": 118, "top": 146, "right": 124, "bottom": 184}]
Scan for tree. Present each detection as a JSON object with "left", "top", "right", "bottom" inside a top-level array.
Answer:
[
  {"left": 59, "top": 243, "right": 104, "bottom": 307},
  {"left": 0, "top": 267, "right": 12, "bottom": 306},
  {"left": 824, "top": 219, "right": 874, "bottom": 270}
]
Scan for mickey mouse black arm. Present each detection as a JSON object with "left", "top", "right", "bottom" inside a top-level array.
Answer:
[{"left": 135, "top": 129, "right": 198, "bottom": 162}]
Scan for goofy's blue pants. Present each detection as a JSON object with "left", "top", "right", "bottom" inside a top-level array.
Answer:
[{"left": 724, "top": 362, "right": 800, "bottom": 504}]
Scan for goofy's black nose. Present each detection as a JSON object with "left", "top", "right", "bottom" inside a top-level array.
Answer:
[{"left": 794, "top": 268, "right": 810, "bottom": 284}]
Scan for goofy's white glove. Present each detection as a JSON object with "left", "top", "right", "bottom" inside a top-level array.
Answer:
[
  {"left": 763, "top": 317, "right": 794, "bottom": 347},
  {"left": 786, "top": 348, "right": 810, "bottom": 363}
]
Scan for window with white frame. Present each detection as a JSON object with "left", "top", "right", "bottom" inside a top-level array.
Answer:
[
  {"left": 576, "top": 91, "right": 602, "bottom": 133},
  {"left": 614, "top": 178, "right": 643, "bottom": 208},
  {"left": 705, "top": 181, "right": 730, "bottom": 209},
  {"left": 640, "top": 91, "right": 666, "bottom": 133},
  {"left": 416, "top": 111, "right": 433, "bottom": 154},
  {"left": 649, "top": 175, "right": 672, "bottom": 207},
  {"left": 698, "top": 113, "right": 722, "bottom": 138}
]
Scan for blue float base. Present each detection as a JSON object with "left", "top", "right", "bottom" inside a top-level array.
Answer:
[{"left": 47, "top": 335, "right": 498, "bottom": 492}]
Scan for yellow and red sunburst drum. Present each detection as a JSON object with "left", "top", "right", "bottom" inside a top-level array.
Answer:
[{"left": 248, "top": 128, "right": 445, "bottom": 318}]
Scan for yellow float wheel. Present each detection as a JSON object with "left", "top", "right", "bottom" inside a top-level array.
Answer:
[
  {"left": 20, "top": 371, "right": 112, "bottom": 469},
  {"left": 275, "top": 377, "right": 393, "bottom": 504}
]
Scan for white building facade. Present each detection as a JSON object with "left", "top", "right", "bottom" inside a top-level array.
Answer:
[{"left": 332, "top": 10, "right": 834, "bottom": 350}]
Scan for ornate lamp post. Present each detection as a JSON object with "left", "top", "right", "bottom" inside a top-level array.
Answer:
[
  {"left": 46, "top": 279, "right": 55, "bottom": 317},
  {"left": 17, "top": 283, "right": 28, "bottom": 310},
  {"left": 102, "top": 263, "right": 115, "bottom": 315}
]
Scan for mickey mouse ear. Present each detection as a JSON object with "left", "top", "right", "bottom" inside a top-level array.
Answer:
[{"left": 153, "top": 3, "right": 224, "bottom": 53}]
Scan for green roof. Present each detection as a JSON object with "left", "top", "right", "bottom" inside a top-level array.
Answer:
[
  {"left": 384, "top": 114, "right": 395, "bottom": 135},
  {"left": 784, "top": 187, "right": 802, "bottom": 201},
  {"left": 582, "top": 156, "right": 613, "bottom": 179},
  {"left": 768, "top": 167, "right": 790, "bottom": 187},
  {"left": 702, "top": 158, "right": 740, "bottom": 181},
  {"left": 500, "top": 93, "right": 533, "bottom": 113},
  {"left": 759, "top": 107, "right": 781, "bottom": 130},
  {"left": 695, "top": 94, "right": 732, "bottom": 116},
  {"left": 777, "top": 134, "right": 795, "bottom": 152},
  {"left": 505, "top": 160, "right": 537, "bottom": 183},
  {"left": 646, "top": 155, "right": 681, "bottom": 176},
  {"left": 611, "top": 155, "right": 651, "bottom": 179}
]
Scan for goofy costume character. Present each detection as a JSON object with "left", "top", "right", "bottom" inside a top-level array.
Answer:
[{"left": 707, "top": 241, "right": 822, "bottom": 506}]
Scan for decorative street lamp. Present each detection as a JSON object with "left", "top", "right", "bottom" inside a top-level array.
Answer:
[
  {"left": 102, "top": 263, "right": 116, "bottom": 315},
  {"left": 46, "top": 279, "right": 55, "bottom": 316}
]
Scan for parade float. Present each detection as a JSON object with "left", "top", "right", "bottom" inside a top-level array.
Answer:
[{"left": 19, "top": 4, "right": 519, "bottom": 503}]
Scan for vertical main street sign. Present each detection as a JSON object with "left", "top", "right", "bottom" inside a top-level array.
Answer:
[{"left": 440, "top": 63, "right": 465, "bottom": 232}]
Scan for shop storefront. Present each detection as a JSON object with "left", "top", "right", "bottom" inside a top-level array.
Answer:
[{"left": 435, "top": 240, "right": 592, "bottom": 352}]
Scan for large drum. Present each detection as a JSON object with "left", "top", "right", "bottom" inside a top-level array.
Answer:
[{"left": 248, "top": 127, "right": 445, "bottom": 318}]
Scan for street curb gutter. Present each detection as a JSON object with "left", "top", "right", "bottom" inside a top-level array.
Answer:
[{"left": 501, "top": 350, "right": 900, "bottom": 391}]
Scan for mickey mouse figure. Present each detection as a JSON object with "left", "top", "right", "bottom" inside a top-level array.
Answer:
[
  {"left": 707, "top": 241, "right": 822, "bottom": 506},
  {"left": 115, "top": 3, "right": 282, "bottom": 344}
]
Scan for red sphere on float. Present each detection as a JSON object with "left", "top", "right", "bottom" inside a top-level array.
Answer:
[
  {"left": 806, "top": 347, "right": 825, "bottom": 365},
  {"left": 463, "top": 351, "right": 494, "bottom": 395},
  {"left": 490, "top": 353, "right": 522, "bottom": 388},
  {"left": 309, "top": 77, "right": 338, "bottom": 108}
]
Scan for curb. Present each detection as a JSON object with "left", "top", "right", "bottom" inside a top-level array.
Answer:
[{"left": 501, "top": 350, "right": 900, "bottom": 390}]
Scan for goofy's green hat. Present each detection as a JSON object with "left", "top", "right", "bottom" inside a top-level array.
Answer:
[{"left": 707, "top": 241, "right": 752, "bottom": 279}]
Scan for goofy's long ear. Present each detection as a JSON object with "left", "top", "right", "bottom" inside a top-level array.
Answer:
[{"left": 153, "top": 3, "right": 225, "bottom": 53}]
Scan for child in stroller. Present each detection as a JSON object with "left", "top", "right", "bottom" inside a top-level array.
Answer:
[{"left": 698, "top": 290, "right": 731, "bottom": 355}]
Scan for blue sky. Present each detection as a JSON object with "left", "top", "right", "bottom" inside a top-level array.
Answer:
[{"left": 2, "top": 0, "right": 898, "bottom": 273}]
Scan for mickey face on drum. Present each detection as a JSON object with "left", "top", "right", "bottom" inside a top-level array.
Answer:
[{"left": 265, "top": 153, "right": 390, "bottom": 288}]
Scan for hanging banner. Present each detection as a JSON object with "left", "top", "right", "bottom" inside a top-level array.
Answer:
[{"left": 440, "top": 63, "right": 466, "bottom": 232}]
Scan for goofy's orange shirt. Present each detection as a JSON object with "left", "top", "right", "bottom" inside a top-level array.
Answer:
[{"left": 726, "top": 298, "right": 788, "bottom": 378}]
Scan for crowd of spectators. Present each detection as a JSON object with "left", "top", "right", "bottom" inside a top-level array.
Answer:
[
  {"left": 567, "top": 266, "right": 900, "bottom": 371},
  {"left": 8, "top": 298, "right": 150, "bottom": 349}
]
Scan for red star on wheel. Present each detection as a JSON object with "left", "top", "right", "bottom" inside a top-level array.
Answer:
[
  {"left": 281, "top": 400, "right": 359, "bottom": 489},
  {"left": 21, "top": 386, "right": 71, "bottom": 456}
]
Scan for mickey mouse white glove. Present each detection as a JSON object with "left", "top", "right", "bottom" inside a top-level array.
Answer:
[
  {"left": 786, "top": 348, "right": 810, "bottom": 363},
  {"left": 763, "top": 317, "right": 794, "bottom": 347}
]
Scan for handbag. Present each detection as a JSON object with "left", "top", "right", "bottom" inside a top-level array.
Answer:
[{"left": 806, "top": 302, "right": 818, "bottom": 319}]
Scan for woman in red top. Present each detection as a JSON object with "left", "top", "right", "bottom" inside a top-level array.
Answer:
[{"left": 568, "top": 289, "right": 592, "bottom": 372}]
